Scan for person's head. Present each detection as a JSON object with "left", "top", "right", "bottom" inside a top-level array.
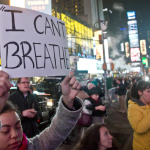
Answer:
[
  {"left": 89, "top": 87, "right": 99, "bottom": 100},
  {"left": 132, "top": 77, "right": 137, "bottom": 83},
  {"left": 87, "top": 83, "right": 96, "bottom": 90},
  {"left": 0, "top": 101, "right": 23, "bottom": 150},
  {"left": 17, "top": 77, "right": 30, "bottom": 94},
  {"left": 116, "top": 78, "right": 121, "bottom": 84},
  {"left": 73, "top": 124, "right": 114, "bottom": 150},
  {"left": 91, "top": 80, "right": 98, "bottom": 87},
  {"left": 130, "top": 80, "right": 150, "bottom": 105}
]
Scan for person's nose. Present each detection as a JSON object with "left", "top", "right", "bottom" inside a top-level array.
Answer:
[
  {"left": 109, "top": 134, "right": 113, "bottom": 139},
  {"left": 11, "top": 129, "right": 18, "bottom": 139}
]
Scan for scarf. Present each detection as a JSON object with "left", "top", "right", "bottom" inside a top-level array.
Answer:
[{"left": 19, "top": 133, "right": 28, "bottom": 150}]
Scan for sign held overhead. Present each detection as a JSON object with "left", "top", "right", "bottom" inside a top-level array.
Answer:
[{"left": 0, "top": 4, "right": 70, "bottom": 78}]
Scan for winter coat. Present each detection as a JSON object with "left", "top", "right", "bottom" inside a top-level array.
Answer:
[
  {"left": 9, "top": 89, "right": 42, "bottom": 138},
  {"left": 0, "top": 96, "right": 83, "bottom": 150},
  {"left": 83, "top": 97, "right": 106, "bottom": 117},
  {"left": 115, "top": 83, "right": 126, "bottom": 96},
  {"left": 128, "top": 98, "right": 150, "bottom": 150}
]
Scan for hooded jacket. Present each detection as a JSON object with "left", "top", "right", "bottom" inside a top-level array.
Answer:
[{"left": 128, "top": 98, "right": 150, "bottom": 150}]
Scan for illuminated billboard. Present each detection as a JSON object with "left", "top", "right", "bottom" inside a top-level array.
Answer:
[
  {"left": 127, "top": 11, "right": 136, "bottom": 20},
  {"left": 142, "top": 57, "right": 148, "bottom": 67},
  {"left": 96, "top": 44, "right": 103, "bottom": 60},
  {"left": 140, "top": 40, "right": 147, "bottom": 55},
  {"left": 10, "top": 0, "right": 52, "bottom": 15},
  {"left": 127, "top": 20, "right": 138, "bottom": 34},
  {"left": 130, "top": 48, "right": 141, "bottom": 62},
  {"left": 129, "top": 34, "right": 139, "bottom": 48},
  {"left": 121, "top": 43, "right": 124, "bottom": 52},
  {"left": 125, "top": 42, "right": 130, "bottom": 58}
]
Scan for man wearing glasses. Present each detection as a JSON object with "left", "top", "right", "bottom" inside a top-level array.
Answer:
[{"left": 9, "top": 77, "right": 41, "bottom": 138}]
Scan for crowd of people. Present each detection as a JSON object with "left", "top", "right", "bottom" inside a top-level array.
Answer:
[{"left": 0, "top": 70, "right": 150, "bottom": 150}]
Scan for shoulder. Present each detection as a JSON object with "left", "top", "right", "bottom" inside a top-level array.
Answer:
[{"left": 9, "top": 91, "right": 18, "bottom": 101}]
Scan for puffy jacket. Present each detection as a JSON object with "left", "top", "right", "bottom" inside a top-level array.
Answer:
[{"left": 128, "top": 98, "right": 150, "bottom": 150}]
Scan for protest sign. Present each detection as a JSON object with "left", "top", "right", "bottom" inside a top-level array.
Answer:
[{"left": 0, "top": 4, "right": 70, "bottom": 78}]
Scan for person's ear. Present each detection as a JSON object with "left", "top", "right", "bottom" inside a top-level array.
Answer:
[{"left": 138, "top": 90, "right": 142, "bottom": 96}]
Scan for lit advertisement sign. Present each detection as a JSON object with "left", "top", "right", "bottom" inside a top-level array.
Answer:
[
  {"left": 130, "top": 48, "right": 141, "bottom": 62},
  {"left": 140, "top": 40, "right": 147, "bottom": 55},
  {"left": 96, "top": 44, "right": 103, "bottom": 60},
  {"left": 128, "top": 20, "right": 138, "bottom": 34},
  {"left": 127, "top": 11, "right": 136, "bottom": 20},
  {"left": 121, "top": 43, "right": 124, "bottom": 52},
  {"left": 25, "top": 0, "right": 51, "bottom": 15},
  {"left": 104, "top": 39, "right": 109, "bottom": 63},
  {"left": 125, "top": 42, "right": 130, "bottom": 58},
  {"left": 142, "top": 57, "right": 148, "bottom": 67},
  {"left": 129, "top": 34, "right": 139, "bottom": 48},
  {"left": 10, "top": 0, "right": 52, "bottom": 15},
  {"left": 77, "top": 58, "right": 104, "bottom": 74}
]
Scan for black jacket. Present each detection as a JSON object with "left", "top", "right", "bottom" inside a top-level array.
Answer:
[
  {"left": 9, "top": 89, "right": 41, "bottom": 138},
  {"left": 115, "top": 83, "right": 126, "bottom": 96},
  {"left": 85, "top": 97, "right": 106, "bottom": 117}
]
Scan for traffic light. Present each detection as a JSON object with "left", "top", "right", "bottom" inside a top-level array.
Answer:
[
  {"left": 111, "top": 63, "right": 114, "bottom": 70},
  {"left": 103, "top": 63, "right": 107, "bottom": 70}
]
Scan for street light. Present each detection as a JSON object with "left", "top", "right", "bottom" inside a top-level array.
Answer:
[{"left": 94, "top": 20, "right": 110, "bottom": 104}]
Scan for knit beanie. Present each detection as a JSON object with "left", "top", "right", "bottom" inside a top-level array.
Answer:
[{"left": 91, "top": 80, "right": 98, "bottom": 87}]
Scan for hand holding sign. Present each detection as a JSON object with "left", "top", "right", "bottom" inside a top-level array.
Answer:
[
  {"left": 0, "top": 71, "right": 11, "bottom": 112},
  {"left": 61, "top": 71, "right": 81, "bottom": 109}
]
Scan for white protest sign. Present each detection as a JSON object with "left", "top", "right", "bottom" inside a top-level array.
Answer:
[{"left": 0, "top": 4, "right": 70, "bottom": 78}]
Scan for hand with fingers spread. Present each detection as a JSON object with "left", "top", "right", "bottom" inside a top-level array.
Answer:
[
  {"left": 61, "top": 71, "right": 81, "bottom": 109},
  {"left": 0, "top": 71, "right": 12, "bottom": 112}
]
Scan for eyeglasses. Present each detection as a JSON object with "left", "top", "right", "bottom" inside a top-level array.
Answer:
[{"left": 20, "top": 82, "right": 30, "bottom": 84}]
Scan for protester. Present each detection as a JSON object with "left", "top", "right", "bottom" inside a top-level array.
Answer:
[
  {"left": 128, "top": 80, "right": 150, "bottom": 150},
  {"left": 9, "top": 77, "right": 42, "bottom": 138},
  {"left": 73, "top": 123, "right": 119, "bottom": 150},
  {"left": 87, "top": 82, "right": 96, "bottom": 90},
  {"left": 125, "top": 77, "right": 142, "bottom": 109},
  {"left": 0, "top": 71, "right": 83, "bottom": 150},
  {"left": 83, "top": 87, "right": 106, "bottom": 124},
  {"left": 115, "top": 78, "right": 126, "bottom": 113},
  {"left": 29, "top": 85, "right": 38, "bottom": 101}
]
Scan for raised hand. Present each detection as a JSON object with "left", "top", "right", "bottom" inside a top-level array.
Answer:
[
  {"left": 0, "top": 71, "right": 12, "bottom": 112},
  {"left": 61, "top": 71, "right": 81, "bottom": 109}
]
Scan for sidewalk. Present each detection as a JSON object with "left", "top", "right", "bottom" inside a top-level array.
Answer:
[{"left": 56, "top": 101, "right": 133, "bottom": 150}]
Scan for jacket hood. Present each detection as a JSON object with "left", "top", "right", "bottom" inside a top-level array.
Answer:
[{"left": 129, "top": 98, "right": 145, "bottom": 106}]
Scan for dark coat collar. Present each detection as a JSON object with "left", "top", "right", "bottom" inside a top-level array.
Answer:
[{"left": 131, "top": 98, "right": 146, "bottom": 106}]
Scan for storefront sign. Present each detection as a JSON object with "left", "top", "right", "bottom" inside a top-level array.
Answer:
[
  {"left": 0, "top": 5, "right": 69, "bottom": 78},
  {"left": 77, "top": 58, "right": 104, "bottom": 74},
  {"left": 140, "top": 40, "right": 147, "bottom": 55}
]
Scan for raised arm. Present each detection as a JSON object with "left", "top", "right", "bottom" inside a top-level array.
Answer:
[
  {"left": 0, "top": 71, "right": 11, "bottom": 112},
  {"left": 28, "top": 72, "right": 83, "bottom": 150}
]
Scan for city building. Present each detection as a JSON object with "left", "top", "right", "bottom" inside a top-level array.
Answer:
[{"left": 52, "top": 0, "right": 104, "bottom": 28}]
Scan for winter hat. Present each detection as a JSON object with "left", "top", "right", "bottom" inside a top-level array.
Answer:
[
  {"left": 91, "top": 80, "right": 98, "bottom": 87},
  {"left": 88, "top": 87, "right": 99, "bottom": 96}
]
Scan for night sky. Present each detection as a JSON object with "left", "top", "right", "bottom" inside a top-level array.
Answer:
[
  {"left": 103, "top": 0, "right": 150, "bottom": 38},
  {"left": 102, "top": 0, "right": 150, "bottom": 69}
]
